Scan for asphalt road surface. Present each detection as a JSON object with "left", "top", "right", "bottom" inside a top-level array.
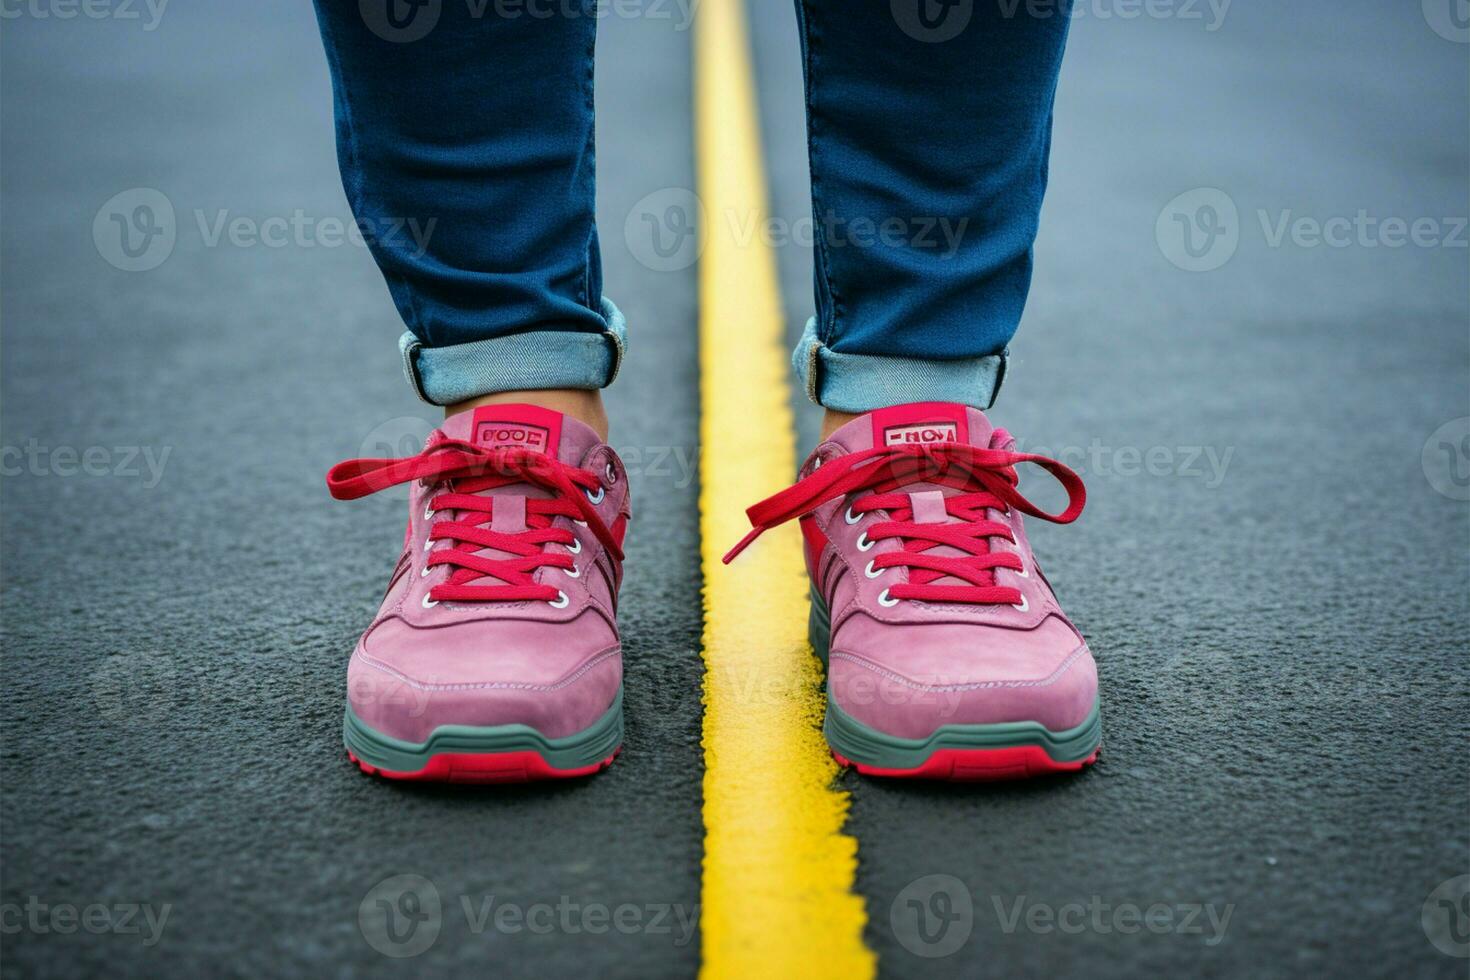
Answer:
[{"left": 2, "top": 1, "right": 1467, "bottom": 977}]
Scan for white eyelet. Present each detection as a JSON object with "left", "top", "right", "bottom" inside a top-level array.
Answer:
[
  {"left": 585, "top": 486, "right": 605, "bottom": 505},
  {"left": 864, "top": 559, "right": 882, "bottom": 579},
  {"left": 574, "top": 519, "right": 589, "bottom": 528},
  {"left": 421, "top": 593, "right": 438, "bottom": 609},
  {"left": 1012, "top": 595, "right": 1029, "bottom": 613},
  {"left": 567, "top": 538, "right": 582, "bottom": 554},
  {"left": 812, "top": 457, "right": 823, "bottom": 470},
  {"left": 856, "top": 532, "right": 873, "bottom": 552},
  {"left": 1015, "top": 564, "right": 1029, "bottom": 579},
  {"left": 423, "top": 537, "right": 434, "bottom": 552},
  {"left": 877, "top": 588, "right": 899, "bottom": 608},
  {"left": 420, "top": 565, "right": 431, "bottom": 578},
  {"left": 843, "top": 506, "right": 860, "bottom": 525},
  {"left": 564, "top": 564, "right": 580, "bottom": 579},
  {"left": 548, "top": 590, "right": 569, "bottom": 609},
  {"left": 423, "top": 501, "right": 435, "bottom": 520}
]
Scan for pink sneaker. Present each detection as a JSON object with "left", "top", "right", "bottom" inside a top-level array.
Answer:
[
  {"left": 327, "top": 405, "right": 629, "bottom": 783},
  {"left": 726, "top": 402, "right": 1101, "bottom": 781}
]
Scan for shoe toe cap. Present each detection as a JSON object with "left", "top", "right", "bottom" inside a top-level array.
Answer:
[
  {"left": 828, "top": 616, "right": 1098, "bottom": 738},
  {"left": 347, "top": 616, "right": 621, "bottom": 742}
]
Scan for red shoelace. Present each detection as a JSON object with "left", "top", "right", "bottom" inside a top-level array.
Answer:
[
  {"left": 328, "top": 440, "right": 621, "bottom": 603},
  {"left": 724, "top": 442, "right": 1085, "bottom": 605}
]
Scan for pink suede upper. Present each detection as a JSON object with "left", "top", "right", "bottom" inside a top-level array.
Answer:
[
  {"left": 346, "top": 406, "right": 628, "bottom": 741},
  {"left": 807, "top": 405, "right": 1097, "bottom": 737}
]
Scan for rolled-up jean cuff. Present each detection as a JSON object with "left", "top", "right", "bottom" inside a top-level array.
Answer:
[
  {"left": 792, "top": 317, "right": 1008, "bottom": 413},
  {"left": 400, "top": 297, "right": 628, "bottom": 406}
]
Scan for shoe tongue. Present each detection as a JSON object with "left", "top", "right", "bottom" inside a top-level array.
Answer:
[
  {"left": 824, "top": 403, "right": 1001, "bottom": 591},
  {"left": 824, "top": 402, "right": 995, "bottom": 454},
  {"left": 432, "top": 404, "right": 597, "bottom": 587}
]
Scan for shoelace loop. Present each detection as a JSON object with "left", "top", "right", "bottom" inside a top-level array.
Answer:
[
  {"left": 328, "top": 440, "right": 621, "bottom": 603},
  {"left": 723, "top": 442, "right": 1085, "bottom": 605}
]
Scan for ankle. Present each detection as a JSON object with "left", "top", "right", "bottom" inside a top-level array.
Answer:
[
  {"left": 447, "top": 390, "right": 609, "bottom": 441},
  {"left": 820, "top": 409, "right": 861, "bottom": 441}
]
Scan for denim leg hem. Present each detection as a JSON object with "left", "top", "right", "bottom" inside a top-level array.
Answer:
[
  {"left": 401, "top": 297, "right": 627, "bottom": 406},
  {"left": 793, "top": 318, "right": 1008, "bottom": 413}
]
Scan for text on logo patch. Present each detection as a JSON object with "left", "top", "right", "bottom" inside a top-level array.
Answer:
[
  {"left": 475, "top": 424, "right": 550, "bottom": 452},
  {"left": 883, "top": 422, "right": 959, "bottom": 447}
]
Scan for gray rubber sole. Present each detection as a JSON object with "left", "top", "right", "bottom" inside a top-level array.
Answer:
[
  {"left": 825, "top": 696, "right": 1102, "bottom": 769},
  {"left": 343, "top": 687, "right": 624, "bottom": 775}
]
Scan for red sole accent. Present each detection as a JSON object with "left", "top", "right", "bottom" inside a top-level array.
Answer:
[
  {"left": 347, "top": 747, "right": 620, "bottom": 785},
  {"left": 832, "top": 744, "right": 1100, "bottom": 782}
]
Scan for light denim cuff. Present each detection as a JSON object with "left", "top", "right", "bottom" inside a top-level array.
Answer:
[
  {"left": 792, "top": 317, "right": 1008, "bottom": 413},
  {"left": 400, "top": 297, "right": 628, "bottom": 406}
]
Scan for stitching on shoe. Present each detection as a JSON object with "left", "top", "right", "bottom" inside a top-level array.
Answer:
[
  {"left": 354, "top": 647, "right": 620, "bottom": 692},
  {"left": 829, "top": 643, "right": 1089, "bottom": 692}
]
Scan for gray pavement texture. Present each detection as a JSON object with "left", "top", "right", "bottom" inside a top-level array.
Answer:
[{"left": 1, "top": 1, "right": 1467, "bottom": 978}]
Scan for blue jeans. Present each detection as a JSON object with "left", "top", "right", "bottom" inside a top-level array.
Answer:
[{"left": 313, "top": 0, "right": 1070, "bottom": 411}]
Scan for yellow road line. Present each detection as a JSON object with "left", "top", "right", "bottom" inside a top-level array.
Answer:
[{"left": 695, "top": 0, "right": 874, "bottom": 976}]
